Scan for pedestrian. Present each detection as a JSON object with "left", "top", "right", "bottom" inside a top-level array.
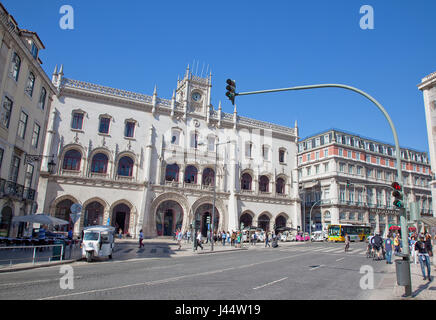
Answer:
[
  {"left": 373, "top": 233, "right": 383, "bottom": 260},
  {"left": 231, "top": 231, "right": 236, "bottom": 246},
  {"left": 426, "top": 233, "right": 433, "bottom": 265},
  {"left": 394, "top": 234, "right": 401, "bottom": 253},
  {"left": 196, "top": 231, "right": 203, "bottom": 250},
  {"left": 265, "top": 232, "right": 270, "bottom": 248},
  {"left": 176, "top": 228, "right": 183, "bottom": 250},
  {"left": 222, "top": 231, "right": 226, "bottom": 246},
  {"left": 385, "top": 234, "right": 393, "bottom": 264},
  {"left": 410, "top": 236, "right": 417, "bottom": 264},
  {"left": 139, "top": 229, "right": 144, "bottom": 248},
  {"left": 415, "top": 234, "right": 432, "bottom": 281},
  {"left": 344, "top": 233, "right": 350, "bottom": 252}
]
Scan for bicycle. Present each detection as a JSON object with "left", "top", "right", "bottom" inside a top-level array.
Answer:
[{"left": 366, "top": 244, "right": 375, "bottom": 258}]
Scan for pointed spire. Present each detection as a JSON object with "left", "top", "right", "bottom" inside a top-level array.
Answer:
[
  {"left": 53, "top": 64, "right": 58, "bottom": 75},
  {"left": 152, "top": 85, "right": 157, "bottom": 115},
  {"left": 171, "top": 90, "right": 176, "bottom": 118},
  {"left": 185, "top": 64, "right": 190, "bottom": 78},
  {"left": 59, "top": 64, "right": 64, "bottom": 75}
]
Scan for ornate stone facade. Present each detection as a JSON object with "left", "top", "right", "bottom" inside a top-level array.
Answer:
[{"left": 37, "top": 66, "right": 301, "bottom": 238}]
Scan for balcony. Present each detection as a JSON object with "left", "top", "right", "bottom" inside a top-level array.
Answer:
[{"left": 0, "top": 179, "right": 35, "bottom": 201}]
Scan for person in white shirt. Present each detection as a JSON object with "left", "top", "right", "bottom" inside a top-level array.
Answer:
[{"left": 196, "top": 231, "right": 203, "bottom": 250}]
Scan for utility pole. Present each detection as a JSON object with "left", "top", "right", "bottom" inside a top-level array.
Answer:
[{"left": 230, "top": 82, "right": 412, "bottom": 296}]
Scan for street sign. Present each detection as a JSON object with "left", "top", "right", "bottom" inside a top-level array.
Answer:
[{"left": 70, "top": 203, "right": 82, "bottom": 214}]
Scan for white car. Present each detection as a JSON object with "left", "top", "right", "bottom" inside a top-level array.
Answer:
[{"left": 311, "top": 231, "right": 325, "bottom": 242}]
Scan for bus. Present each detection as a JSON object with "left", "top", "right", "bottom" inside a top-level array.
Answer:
[{"left": 327, "top": 224, "right": 371, "bottom": 242}]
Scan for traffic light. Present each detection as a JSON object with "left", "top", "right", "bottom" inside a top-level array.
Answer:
[
  {"left": 225, "top": 79, "right": 236, "bottom": 105},
  {"left": 346, "top": 180, "right": 351, "bottom": 187},
  {"left": 391, "top": 181, "right": 404, "bottom": 208}
]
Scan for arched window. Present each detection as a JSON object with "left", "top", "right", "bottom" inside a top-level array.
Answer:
[
  {"left": 55, "top": 199, "right": 74, "bottom": 231},
  {"left": 202, "top": 168, "right": 215, "bottom": 186},
  {"left": 118, "top": 156, "right": 134, "bottom": 176},
  {"left": 165, "top": 164, "right": 179, "bottom": 182},
  {"left": 241, "top": 173, "right": 252, "bottom": 190},
  {"left": 63, "top": 150, "right": 81, "bottom": 171},
  {"left": 259, "top": 175, "right": 269, "bottom": 192},
  {"left": 279, "top": 149, "right": 286, "bottom": 163},
  {"left": 91, "top": 153, "right": 108, "bottom": 174},
  {"left": 84, "top": 201, "right": 104, "bottom": 227},
  {"left": 184, "top": 165, "right": 198, "bottom": 183},
  {"left": 276, "top": 178, "right": 285, "bottom": 194}
]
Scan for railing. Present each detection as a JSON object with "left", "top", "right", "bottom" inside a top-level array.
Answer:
[
  {"left": 0, "top": 244, "right": 81, "bottom": 269},
  {"left": 0, "top": 179, "right": 35, "bottom": 201}
]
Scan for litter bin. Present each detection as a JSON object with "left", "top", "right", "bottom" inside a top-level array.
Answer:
[
  {"left": 395, "top": 258, "right": 411, "bottom": 286},
  {"left": 52, "top": 239, "right": 66, "bottom": 261}
]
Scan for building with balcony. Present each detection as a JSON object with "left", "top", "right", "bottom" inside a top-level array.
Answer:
[
  {"left": 418, "top": 71, "right": 436, "bottom": 217},
  {"left": 37, "top": 66, "right": 301, "bottom": 238},
  {"left": 0, "top": 4, "right": 56, "bottom": 237},
  {"left": 298, "top": 128, "right": 432, "bottom": 235}
]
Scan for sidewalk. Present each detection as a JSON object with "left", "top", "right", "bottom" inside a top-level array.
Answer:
[
  {"left": 369, "top": 259, "right": 436, "bottom": 300},
  {"left": 0, "top": 238, "right": 304, "bottom": 272}
]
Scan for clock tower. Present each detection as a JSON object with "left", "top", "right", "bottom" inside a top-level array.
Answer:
[{"left": 176, "top": 65, "right": 212, "bottom": 119}]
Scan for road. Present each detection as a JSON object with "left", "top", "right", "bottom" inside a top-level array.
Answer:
[{"left": 0, "top": 241, "right": 391, "bottom": 301}]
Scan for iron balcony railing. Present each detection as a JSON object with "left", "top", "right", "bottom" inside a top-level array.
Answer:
[{"left": 0, "top": 179, "right": 35, "bottom": 201}]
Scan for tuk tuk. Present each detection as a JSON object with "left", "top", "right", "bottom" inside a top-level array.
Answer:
[{"left": 82, "top": 225, "right": 115, "bottom": 262}]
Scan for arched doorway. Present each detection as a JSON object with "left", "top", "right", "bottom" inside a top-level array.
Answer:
[
  {"left": 240, "top": 212, "right": 253, "bottom": 229},
  {"left": 0, "top": 206, "right": 13, "bottom": 237},
  {"left": 112, "top": 203, "right": 130, "bottom": 235},
  {"left": 195, "top": 203, "right": 219, "bottom": 237},
  {"left": 156, "top": 200, "right": 183, "bottom": 236},
  {"left": 54, "top": 199, "right": 74, "bottom": 231},
  {"left": 84, "top": 201, "right": 104, "bottom": 227},
  {"left": 275, "top": 215, "right": 287, "bottom": 230},
  {"left": 258, "top": 214, "right": 270, "bottom": 232}
]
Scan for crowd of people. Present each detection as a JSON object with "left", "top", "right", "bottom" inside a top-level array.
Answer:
[
  {"left": 173, "top": 229, "right": 282, "bottom": 250},
  {"left": 365, "top": 231, "right": 434, "bottom": 282}
]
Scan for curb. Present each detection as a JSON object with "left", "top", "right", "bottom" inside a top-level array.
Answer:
[{"left": 0, "top": 258, "right": 82, "bottom": 273}]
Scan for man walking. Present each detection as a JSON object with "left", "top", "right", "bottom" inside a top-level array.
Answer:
[
  {"left": 196, "top": 231, "right": 204, "bottom": 250},
  {"left": 177, "top": 228, "right": 183, "bottom": 250},
  {"left": 265, "top": 232, "right": 270, "bottom": 248},
  {"left": 344, "top": 233, "right": 350, "bottom": 252},
  {"left": 385, "top": 234, "right": 393, "bottom": 264},
  {"left": 415, "top": 234, "right": 432, "bottom": 281}
]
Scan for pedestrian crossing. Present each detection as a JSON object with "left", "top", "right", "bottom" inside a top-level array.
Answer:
[{"left": 283, "top": 245, "right": 368, "bottom": 256}]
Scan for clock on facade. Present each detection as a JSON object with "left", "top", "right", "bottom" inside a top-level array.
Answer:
[{"left": 191, "top": 92, "right": 201, "bottom": 102}]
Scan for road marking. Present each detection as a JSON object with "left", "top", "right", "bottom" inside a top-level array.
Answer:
[
  {"left": 309, "top": 264, "right": 324, "bottom": 270},
  {"left": 253, "top": 277, "right": 288, "bottom": 290},
  {"left": 0, "top": 276, "right": 83, "bottom": 287},
  {"left": 336, "top": 258, "right": 345, "bottom": 262},
  {"left": 38, "top": 251, "right": 312, "bottom": 300}
]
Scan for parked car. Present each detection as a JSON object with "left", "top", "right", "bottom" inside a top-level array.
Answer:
[{"left": 296, "top": 232, "right": 310, "bottom": 241}]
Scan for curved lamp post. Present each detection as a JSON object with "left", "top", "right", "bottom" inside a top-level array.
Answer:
[{"left": 235, "top": 83, "right": 411, "bottom": 296}]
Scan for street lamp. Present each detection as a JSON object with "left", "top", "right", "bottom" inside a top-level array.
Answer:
[
  {"left": 25, "top": 153, "right": 56, "bottom": 174},
  {"left": 235, "top": 82, "right": 412, "bottom": 296}
]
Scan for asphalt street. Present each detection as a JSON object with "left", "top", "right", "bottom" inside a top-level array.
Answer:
[{"left": 0, "top": 241, "right": 391, "bottom": 300}]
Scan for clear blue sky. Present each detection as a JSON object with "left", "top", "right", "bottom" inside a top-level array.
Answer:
[{"left": 4, "top": 0, "right": 436, "bottom": 153}]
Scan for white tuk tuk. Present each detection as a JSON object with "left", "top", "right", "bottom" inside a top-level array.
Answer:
[{"left": 82, "top": 225, "right": 115, "bottom": 262}]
